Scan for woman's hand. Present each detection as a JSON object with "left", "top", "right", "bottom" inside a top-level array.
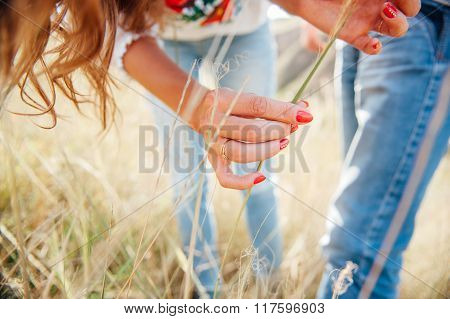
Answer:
[
  {"left": 191, "top": 88, "right": 311, "bottom": 190},
  {"left": 123, "top": 37, "right": 312, "bottom": 190}
]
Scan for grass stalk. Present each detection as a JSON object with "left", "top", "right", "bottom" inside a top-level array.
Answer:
[
  {"left": 213, "top": 0, "right": 355, "bottom": 299},
  {"left": 101, "top": 210, "right": 114, "bottom": 299},
  {"left": 5, "top": 146, "right": 31, "bottom": 298},
  {"left": 182, "top": 173, "right": 204, "bottom": 298},
  {"left": 122, "top": 61, "right": 197, "bottom": 298}
]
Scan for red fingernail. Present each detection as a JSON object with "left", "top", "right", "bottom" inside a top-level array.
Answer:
[
  {"left": 280, "top": 138, "right": 290, "bottom": 150},
  {"left": 383, "top": 2, "right": 398, "bottom": 19},
  {"left": 302, "top": 100, "right": 309, "bottom": 108},
  {"left": 254, "top": 175, "right": 266, "bottom": 185},
  {"left": 291, "top": 124, "right": 299, "bottom": 133},
  {"left": 296, "top": 111, "right": 313, "bottom": 123},
  {"left": 372, "top": 41, "right": 379, "bottom": 50}
]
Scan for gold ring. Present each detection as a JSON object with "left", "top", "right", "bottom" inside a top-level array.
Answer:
[
  {"left": 220, "top": 139, "right": 231, "bottom": 161},
  {"left": 377, "top": 20, "right": 384, "bottom": 34}
]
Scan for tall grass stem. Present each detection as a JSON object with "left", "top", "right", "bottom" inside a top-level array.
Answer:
[{"left": 213, "top": 0, "right": 355, "bottom": 298}]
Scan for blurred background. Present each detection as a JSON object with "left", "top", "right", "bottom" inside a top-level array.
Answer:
[{"left": 0, "top": 8, "right": 448, "bottom": 299}]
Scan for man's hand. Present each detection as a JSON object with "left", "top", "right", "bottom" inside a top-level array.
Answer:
[
  {"left": 274, "top": 0, "right": 421, "bottom": 54},
  {"left": 302, "top": 23, "right": 327, "bottom": 53}
]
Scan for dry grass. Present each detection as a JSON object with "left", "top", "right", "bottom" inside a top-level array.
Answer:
[{"left": 0, "top": 52, "right": 448, "bottom": 299}]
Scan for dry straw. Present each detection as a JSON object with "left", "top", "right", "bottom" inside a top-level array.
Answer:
[{"left": 213, "top": 0, "right": 356, "bottom": 298}]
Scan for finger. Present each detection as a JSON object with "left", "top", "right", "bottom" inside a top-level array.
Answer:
[
  {"left": 219, "top": 115, "right": 292, "bottom": 143},
  {"left": 235, "top": 93, "right": 312, "bottom": 125},
  {"left": 218, "top": 89, "right": 312, "bottom": 125},
  {"left": 393, "top": 0, "right": 421, "bottom": 17},
  {"left": 352, "top": 35, "right": 383, "bottom": 55},
  {"left": 379, "top": 2, "right": 409, "bottom": 38},
  {"left": 212, "top": 136, "right": 289, "bottom": 163},
  {"left": 209, "top": 152, "right": 266, "bottom": 190}
]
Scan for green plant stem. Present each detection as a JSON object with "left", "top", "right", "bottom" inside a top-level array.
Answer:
[
  {"left": 212, "top": 1, "right": 354, "bottom": 298},
  {"left": 213, "top": 37, "right": 338, "bottom": 299},
  {"left": 256, "top": 35, "right": 338, "bottom": 176},
  {"left": 291, "top": 38, "right": 337, "bottom": 104}
]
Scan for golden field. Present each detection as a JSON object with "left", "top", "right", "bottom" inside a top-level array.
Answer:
[{"left": 0, "top": 48, "right": 448, "bottom": 299}]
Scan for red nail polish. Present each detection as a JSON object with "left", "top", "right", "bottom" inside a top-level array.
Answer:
[
  {"left": 302, "top": 100, "right": 309, "bottom": 108},
  {"left": 254, "top": 175, "right": 266, "bottom": 185},
  {"left": 372, "top": 41, "right": 379, "bottom": 50},
  {"left": 280, "top": 138, "right": 290, "bottom": 150},
  {"left": 291, "top": 124, "right": 299, "bottom": 133},
  {"left": 384, "top": 2, "right": 398, "bottom": 19},
  {"left": 296, "top": 111, "right": 313, "bottom": 123}
]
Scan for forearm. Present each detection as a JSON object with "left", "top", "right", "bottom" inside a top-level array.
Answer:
[
  {"left": 271, "top": 0, "right": 339, "bottom": 33},
  {"left": 122, "top": 36, "right": 207, "bottom": 125},
  {"left": 270, "top": 0, "right": 303, "bottom": 15}
]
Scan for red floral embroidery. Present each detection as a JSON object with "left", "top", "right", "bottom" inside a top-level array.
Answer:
[
  {"left": 165, "top": 0, "right": 236, "bottom": 25},
  {"left": 201, "top": 0, "right": 233, "bottom": 25},
  {"left": 165, "top": 0, "right": 191, "bottom": 13}
]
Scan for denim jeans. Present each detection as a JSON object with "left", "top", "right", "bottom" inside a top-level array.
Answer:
[
  {"left": 150, "top": 23, "right": 282, "bottom": 296},
  {"left": 318, "top": 4, "right": 450, "bottom": 298}
]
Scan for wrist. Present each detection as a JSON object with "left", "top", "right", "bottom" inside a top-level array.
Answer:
[{"left": 182, "top": 84, "right": 212, "bottom": 133}]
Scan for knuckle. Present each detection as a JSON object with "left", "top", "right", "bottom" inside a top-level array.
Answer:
[
  {"left": 280, "top": 103, "right": 291, "bottom": 119},
  {"left": 249, "top": 94, "right": 268, "bottom": 117}
]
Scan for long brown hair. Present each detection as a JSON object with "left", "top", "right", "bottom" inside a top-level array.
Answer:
[{"left": 0, "top": 0, "right": 163, "bottom": 129}]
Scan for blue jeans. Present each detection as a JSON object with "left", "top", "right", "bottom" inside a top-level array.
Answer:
[
  {"left": 152, "top": 23, "right": 282, "bottom": 296},
  {"left": 318, "top": 4, "right": 450, "bottom": 298}
]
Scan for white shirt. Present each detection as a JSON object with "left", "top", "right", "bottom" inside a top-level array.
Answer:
[
  {"left": 112, "top": 0, "right": 270, "bottom": 76},
  {"left": 159, "top": 0, "right": 271, "bottom": 41}
]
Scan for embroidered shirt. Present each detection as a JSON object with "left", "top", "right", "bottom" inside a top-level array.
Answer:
[{"left": 159, "top": 0, "right": 271, "bottom": 41}]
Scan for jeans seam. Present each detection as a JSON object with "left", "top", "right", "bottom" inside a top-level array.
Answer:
[
  {"left": 436, "top": 9, "right": 449, "bottom": 61},
  {"left": 358, "top": 14, "right": 441, "bottom": 253},
  {"left": 416, "top": 12, "right": 438, "bottom": 52},
  {"left": 359, "top": 61, "right": 438, "bottom": 277}
]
